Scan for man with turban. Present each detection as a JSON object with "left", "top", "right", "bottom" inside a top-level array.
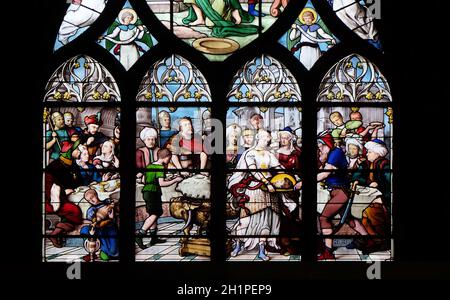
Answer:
[
  {"left": 136, "top": 127, "right": 160, "bottom": 183},
  {"left": 353, "top": 139, "right": 391, "bottom": 202}
]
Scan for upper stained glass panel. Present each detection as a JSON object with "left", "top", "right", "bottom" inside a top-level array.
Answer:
[
  {"left": 54, "top": 0, "right": 109, "bottom": 51},
  {"left": 137, "top": 55, "right": 211, "bottom": 102},
  {"left": 147, "top": 0, "right": 291, "bottom": 61},
  {"left": 328, "top": 0, "right": 382, "bottom": 49},
  {"left": 45, "top": 55, "right": 121, "bottom": 103}
]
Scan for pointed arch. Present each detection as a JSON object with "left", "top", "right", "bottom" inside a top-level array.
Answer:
[{"left": 317, "top": 54, "right": 391, "bottom": 102}]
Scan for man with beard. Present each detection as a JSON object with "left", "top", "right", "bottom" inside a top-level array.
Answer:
[
  {"left": 45, "top": 140, "right": 84, "bottom": 248},
  {"left": 350, "top": 139, "right": 391, "bottom": 253},
  {"left": 353, "top": 139, "right": 391, "bottom": 204},
  {"left": 345, "top": 135, "right": 367, "bottom": 170},
  {"left": 64, "top": 112, "right": 82, "bottom": 141},
  {"left": 167, "top": 117, "right": 208, "bottom": 171},
  {"left": 57, "top": 0, "right": 107, "bottom": 46}
]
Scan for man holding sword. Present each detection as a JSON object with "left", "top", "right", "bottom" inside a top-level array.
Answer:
[{"left": 317, "top": 133, "right": 368, "bottom": 260}]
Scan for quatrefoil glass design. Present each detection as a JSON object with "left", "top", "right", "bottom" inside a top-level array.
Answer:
[{"left": 53, "top": 1, "right": 383, "bottom": 64}]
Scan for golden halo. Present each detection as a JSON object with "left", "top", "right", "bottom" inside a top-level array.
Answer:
[
  {"left": 118, "top": 8, "right": 138, "bottom": 25},
  {"left": 298, "top": 8, "right": 317, "bottom": 24}
]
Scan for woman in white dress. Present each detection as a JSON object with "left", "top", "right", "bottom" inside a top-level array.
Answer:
[
  {"left": 101, "top": 9, "right": 145, "bottom": 70},
  {"left": 227, "top": 130, "right": 283, "bottom": 261}
]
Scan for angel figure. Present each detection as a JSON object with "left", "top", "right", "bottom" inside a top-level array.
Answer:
[
  {"left": 99, "top": 8, "right": 153, "bottom": 70},
  {"left": 329, "top": 0, "right": 381, "bottom": 49},
  {"left": 288, "top": 8, "right": 336, "bottom": 70}
]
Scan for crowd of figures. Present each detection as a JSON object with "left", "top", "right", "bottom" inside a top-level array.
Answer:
[
  {"left": 225, "top": 112, "right": 303, "bottom": 260},
  {"left": 43, "top": 106, "right": 391, "bottom": 261},
  {"left": 224, "top": 109, "right": 391, "bottom": 260},
  {"left": 316, "top": 110, "right": 391, "bottom": 259},
  {"left": 134, "top": 110, "right": 212, "bottom": 250}
]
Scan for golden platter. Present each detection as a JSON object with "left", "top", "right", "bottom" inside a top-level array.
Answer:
[{"left": 260, "top": 174, "right": 298, "bottom": 192}]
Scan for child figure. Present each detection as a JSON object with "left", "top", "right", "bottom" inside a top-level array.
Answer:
[{"left": 135, "top": 149, "right": 183, "bottom": 249}]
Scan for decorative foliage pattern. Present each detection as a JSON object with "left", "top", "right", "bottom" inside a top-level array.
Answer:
[
  {"left": 137, "top": 55, "right": 211, "bottom": 102},
  {"left": 317, "top": 54, "right": 391, "bottom": 102}
]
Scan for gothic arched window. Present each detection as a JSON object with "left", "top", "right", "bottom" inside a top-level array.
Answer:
[
  {"left": 316, "top": 53, "right": 393, "bottom": 261},
  {"left": 135, "top": 54, "right": 212, "bottom": 261},
  {"left": 41, "top": 0, "right": 394, "bottom": 264}
]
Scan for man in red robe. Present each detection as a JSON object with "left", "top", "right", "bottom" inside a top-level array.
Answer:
[{"left": 166, "top": 117, "right": 208, "bottom": 171}]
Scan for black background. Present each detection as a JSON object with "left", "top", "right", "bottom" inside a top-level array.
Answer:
[{"left": 4, "top": 0, "right": 449, "bottom": 284}]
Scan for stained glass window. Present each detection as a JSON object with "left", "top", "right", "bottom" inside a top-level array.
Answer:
[
  {"left": 135, "top": 55, "right": 212, "bottom": 261},
  {"left": 43, "top": 56, "right": 121, "bottom": 262},
  {"left": 316, "top": 55, "right": 393, "bottom": 261},
  {"left": 147, "top": 0, "right": 289, "bottom": 61},
  {"left": 45, "top": 55, "right": 121, "bottom": 102},
  {"left": 137, "top": 55, "right": 212, "bottom": 102},
  {"left": 328, "top": 0, "right": 382, "bottom": 49},
  {"left": 226, "top": 55, "right": 303, "bottom": 261},
  {"left": 54, "top": 0, "right": 109, "bottom": 51},
  {"left": 317, "top": 54, "right": 391, "bottom": 102},
  {"left": 98, "top": 1, "right": 158, "bottom": 70}
]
